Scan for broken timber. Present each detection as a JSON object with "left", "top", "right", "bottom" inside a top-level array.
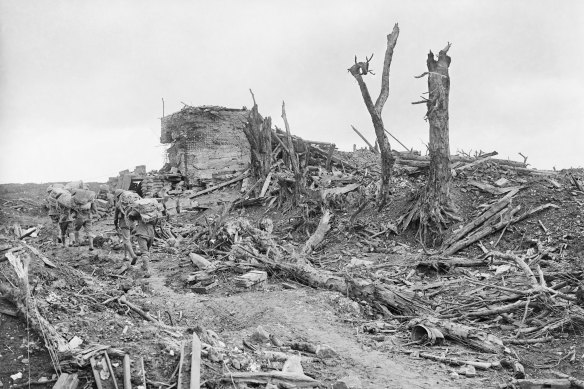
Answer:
[{"left": 189, "top": 172, "right": 249, "bottom": 199}]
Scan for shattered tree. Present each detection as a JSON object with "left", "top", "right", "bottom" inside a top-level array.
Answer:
[
  {"left": 348, "top": 23, "right": 400, "bottom": 207},
  {"left": 401, "top": 43, "right": 459, "bottom": 243},
  {"left": 242, "top": 90, "right": 272, "bottom": 197}
]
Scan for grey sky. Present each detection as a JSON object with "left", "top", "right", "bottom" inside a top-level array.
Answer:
[{"left": 1, "top": 0, "right": 582, "bottom": 183}]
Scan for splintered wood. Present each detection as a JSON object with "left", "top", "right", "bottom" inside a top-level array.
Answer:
[{"left": 234, "top": 270, "right": 267, "bottom": 288}]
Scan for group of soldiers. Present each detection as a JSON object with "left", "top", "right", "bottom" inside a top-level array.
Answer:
[{"left": 46, "top": 183, "right": 158, "bottom": 277}]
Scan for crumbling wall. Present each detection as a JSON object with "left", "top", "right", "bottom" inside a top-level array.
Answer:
[{"left": 161, "top": 106, "right": 250, "bottom": 187}]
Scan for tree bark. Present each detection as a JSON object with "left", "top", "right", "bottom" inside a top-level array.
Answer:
[
  {"left": 280, "top": 102, "right": 306, "bottom": 204},
  {"left": 243, "top": 91, "right": 272, "bottom": 197},
  {"left": 348, "top": 23, "right": 399, "bottom": 207},
  {"left": 400, "top": 43, "right": 457, "bottom": 244}
]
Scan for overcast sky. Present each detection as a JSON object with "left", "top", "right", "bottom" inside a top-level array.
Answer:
[{"left": 1, "top": 0, "right": 582, "bottom": 184}]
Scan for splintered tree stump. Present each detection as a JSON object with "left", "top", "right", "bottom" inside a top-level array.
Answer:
[
  {"left": 243, "top": 90, "right": 272, "bottom": 197},
  {"left": 401, "top": 43, "right": 457, "bottom": 244}
]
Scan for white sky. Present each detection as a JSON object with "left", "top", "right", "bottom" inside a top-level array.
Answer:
[{"left": 1, "top": 0, "right": 583, "bottom": 184}]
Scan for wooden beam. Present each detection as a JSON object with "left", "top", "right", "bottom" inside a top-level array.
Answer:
[
  {"left": 188, "top": 172, "right": 249, "bottom": 199},
  {"left": 123, "top": 355, "right": 131, "bottom": 389},
  {"left": 190, "top": 333, "right": 201, "bottom": 389},
  {"left": 350, "top": 125, "right": 377, "bottom": 153}
]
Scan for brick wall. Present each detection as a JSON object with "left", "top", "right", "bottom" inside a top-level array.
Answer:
[{"left": 162, "top": 106, "right": 250, "bottom": 186}]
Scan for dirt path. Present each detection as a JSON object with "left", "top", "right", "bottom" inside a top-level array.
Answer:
[{"left": 130, "top": 254, "right": 489, "bottom": 388}]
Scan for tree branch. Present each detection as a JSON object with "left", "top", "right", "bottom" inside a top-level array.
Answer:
[
  {"left": 347, "top": 68, "right": 377, "bottom": 119},
  {"left": 374, "top": 23, "right": 400, "bottom": 114}
]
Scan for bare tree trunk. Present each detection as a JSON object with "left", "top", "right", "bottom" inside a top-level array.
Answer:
[
  {"left": 426, "top": 44, "right": 453, "bottom": 214},
  {"left": 400, "top": 43, "right": 459, "bottom": 244},
  {"left": 348, "top": 23, "right": 400, "bottom": 207},
  {"left": 243, "top": 90, "right": 272, "bottom": 197},
  {"left": 280, "top": 102, "right": 306, "bottom": 204}
]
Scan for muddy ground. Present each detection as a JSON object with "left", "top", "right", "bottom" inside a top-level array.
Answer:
[{"left": 1, "top": 164, "right": 583, "bottom": 389}]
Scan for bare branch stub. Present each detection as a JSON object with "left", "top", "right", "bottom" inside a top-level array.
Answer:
[{"left": 349, "top": 55, "right": 375, "bottom": 76}]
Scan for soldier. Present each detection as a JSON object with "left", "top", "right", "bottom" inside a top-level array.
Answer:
[
  {"left": 71, "top": 189, "right": 97, "bottom": 251},
  {"left": 127, "top": 209, "right": 154, "bottom": 277},
  {"left": 58, "top": 202, "right": 75, "bottom": 247},
  {"left": 113, "top": 190, "right": 138, "bottom": 262},
  {"left": 46, "top": 185, "right": 63, "bottom": 243}
]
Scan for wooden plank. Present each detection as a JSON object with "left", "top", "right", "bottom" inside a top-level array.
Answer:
[
  {"left": 189, "top": 172, "right": 249, "bottom": 199},
  {"left": 53, "top": 373, "right": 79, "bottom": 389},
  {"left": 190, "top": 333, "right": 201, "bottom": 389},
  {"left": 90, "top": 357, "right": 104, "bottom": 389},
  {"left": 259, "top": 171, "right": 273, "bottom": 198},
  {"left": 177, "top": 340, "right": 186, "bottom": 389},
  {"left": 123, "top": 355, "right": 131, "bottom": 389},
  {"left": 23, "top": 242, "right": 56, "bottom": 268}
]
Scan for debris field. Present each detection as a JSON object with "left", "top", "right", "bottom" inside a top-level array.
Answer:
[{"left": 1, "top": 103, "right": 584, "bottom": 389}]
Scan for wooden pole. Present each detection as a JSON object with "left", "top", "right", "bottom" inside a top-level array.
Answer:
[
  {"left": 104, "top": 352, "right": 119, "bottom": 389},
  {"left": 190, "top": 333, "right": 201, "bottom": 389},
  {"left": 123, "top": 355, "right": 131, "bottom": 389},
  {"left": 177, "top": 340, "right": 185, "bottom": 389},
  {"left": 383, "top": 128, "right": 410, "bottom": 151},
  {"left": 350, "top": 125, "right": 377, "bottom": 153},
  {"left": 140, "top": 358, "right": 147, "bottom": 389}
]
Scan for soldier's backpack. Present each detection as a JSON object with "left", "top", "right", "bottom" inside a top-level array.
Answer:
[
  {"left": 56, "top": 191, "right": 73, "bottom": 208},
  {"left": 65, "top": 180, "right": 85, "bottom": 191},
  {"left": 131, "top": 198, "right": 163, "bottom": 223},
  {"left": 72, "top": 189, "right": 96, "bottom": 205},
  {"left": 118, "top": 191, "right": 141, "bottom": 214},
  {"left": 47, "top": 183, "right": 65, "bottom": 193},
  {"left": 49, "top": 187, "right": 69, "bottom": 199}
]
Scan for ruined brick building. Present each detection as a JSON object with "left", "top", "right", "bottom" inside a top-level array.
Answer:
[{"left": 160, "top": 106, "right": 251, "bottom": 189}]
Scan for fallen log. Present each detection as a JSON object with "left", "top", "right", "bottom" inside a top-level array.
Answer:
[
  {"left": 409, "top": 317, "right": 505, "bottom": 354},
  {"left": 552, "top": 371, "right": 584, "bottom": 389},
  {"left": 442, "top": 203, "right": 558, "bottom": 256},
  {"left": 468, "top": 180, "right": 522, "bottom": 195},
  {"left": 416, "top": 257, "right": 507, "bottom": 272},
  {"left": 511, "top": 379, "right": 571, "bottom": 389},
  {"left": 263, "top": 258, "right": 433, "bottom": 316},
  {"left": 235, "top": 224, "right": 506, "bottom": 354},
  {"left": 412, "top": 351, "right": 500, "bottom": 370},
  {"left": 221, "top": 371, "right": 319, "bottom": 388},
  {"left": 454, "top": 156, "right": 493, "bottom": 173},
  {"left": 443, "top": 195, "right": 512, "bottom": 247},
  {"left": 465, "top": 299, "right": 530, "bottom": 318}
]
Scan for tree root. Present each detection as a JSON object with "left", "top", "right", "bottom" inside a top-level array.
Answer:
[{"left": 399, "top": 187, "right": 460, "bottom": 246}]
